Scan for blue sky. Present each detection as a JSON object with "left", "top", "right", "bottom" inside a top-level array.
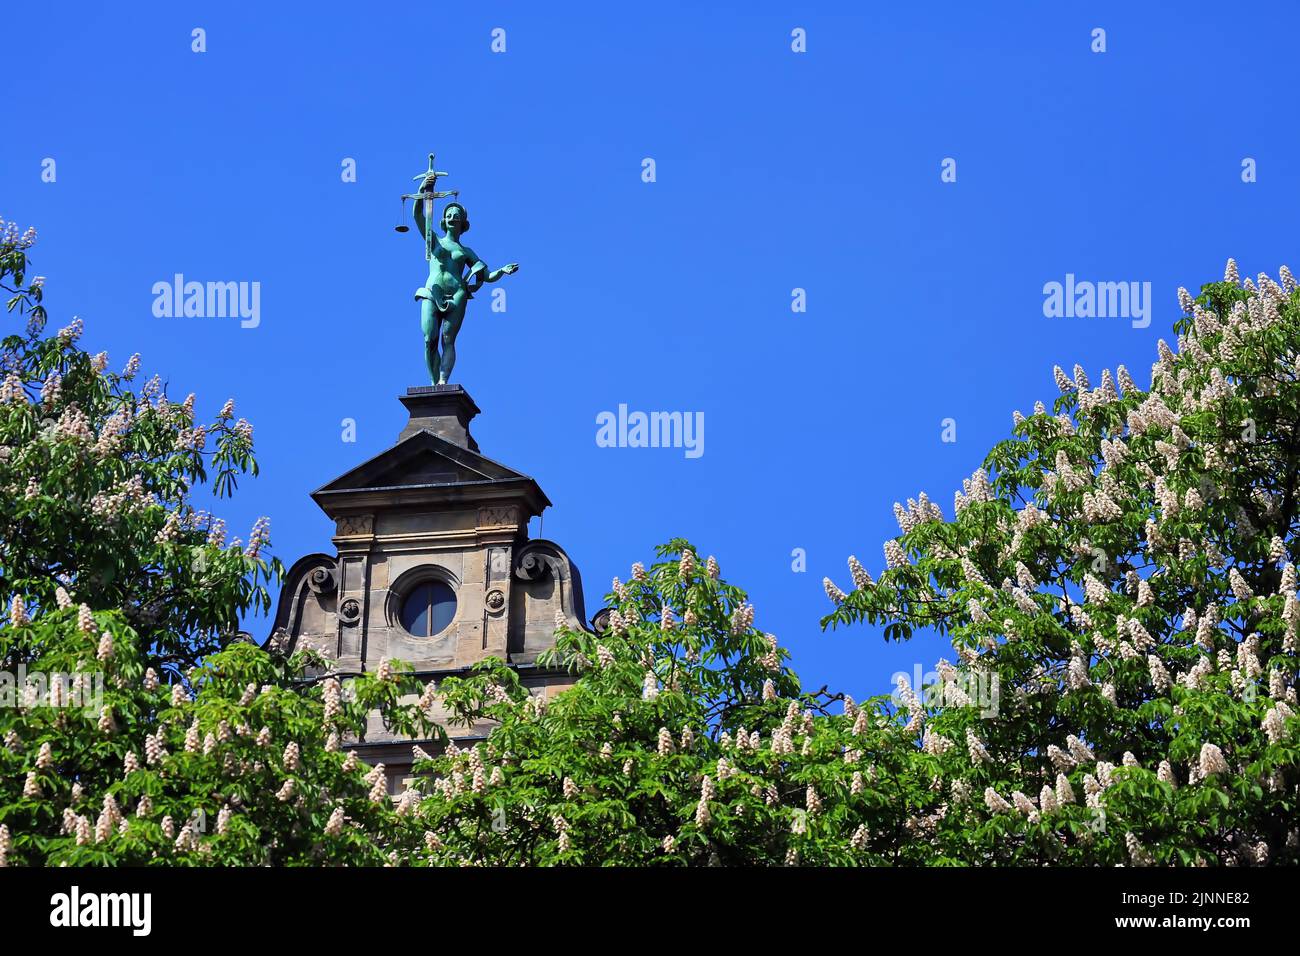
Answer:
[{"left": 4, "top": 1, "right": 1299, "bottom": 702}]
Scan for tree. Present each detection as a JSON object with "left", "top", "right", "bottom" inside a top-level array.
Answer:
[
  {"left": 0, "top": 218, "right": 278, "bottom": 677},
  {"left": 1, "top": 221, "right": 441, "bottom": 866},
  {"left": 820, "top": 258, "right": 1300, "bottom": 865},
  {"left": 411, "top": 542, "right": 866, "bottom": 866},
  {"left": 5, "top": 215, "right": 1296, "bottom": 867}
]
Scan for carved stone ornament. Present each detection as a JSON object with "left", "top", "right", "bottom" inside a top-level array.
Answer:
[
  {"left": 484, "top": 587, "right": 506, "bottom": 614},
  {"left": 339, "top": 598, "right": 362, "bottom": 626},
  {"left": 307, "top": 565, "right": 338, "bottom": 595},
  {"left": 478, "top": 505, "right": 519, "bottom": 529},
  {"left": 514, "top": 543, "right": 562, "bottom": 583},
  {"left": 336, "top": 515, "right": 374, "bottom": 537}
]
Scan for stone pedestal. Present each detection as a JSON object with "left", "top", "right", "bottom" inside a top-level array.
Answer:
[{"left": 396, "top": 385, "right": 481, "bottom": 449}]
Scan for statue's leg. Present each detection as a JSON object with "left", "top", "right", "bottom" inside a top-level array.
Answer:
[
  {"left": 437, "top": 302, "right": 466, "bottom": 385},
  {"left": 420, "top": 298, "right": 439, "bottom": 385}
]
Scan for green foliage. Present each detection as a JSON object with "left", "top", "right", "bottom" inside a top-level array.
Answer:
[
  {"left": 1, "top": 605, "right": 442, "bottom": 865},
  {"left": 0, "top": 222, "right": 441, "bottom": 866},
  {"left": 1, "top": 222, "right": 277, "bottom": 675},
  {"left": 818, "top": 262, "right": 1300, "bottom": 865},
  {"left": 3, "top": 221, "right": 1295, "bottom": 867},
  {"left": 410, "top": 543, "right": 927, "bottom": 865}
]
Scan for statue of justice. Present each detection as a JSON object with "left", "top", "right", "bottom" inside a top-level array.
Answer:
[{"left": 397, "top": 154, "right": 519, "bottom": 385}]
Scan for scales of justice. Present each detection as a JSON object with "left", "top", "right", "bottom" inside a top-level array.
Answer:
[{"left": 395, "top": 153, "right": 519, "bottom": 385}]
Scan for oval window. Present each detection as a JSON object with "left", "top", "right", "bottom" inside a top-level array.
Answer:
[{"left": 399, "top": 580, "right": 457, "bottom": 638}]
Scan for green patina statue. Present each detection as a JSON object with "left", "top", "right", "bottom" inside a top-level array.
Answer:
[{"left": 401, "top": 154, "right": 518, "bottom": 385}]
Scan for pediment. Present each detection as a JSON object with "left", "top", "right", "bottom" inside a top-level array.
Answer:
[{"left": 314, "top": 430, "right": 531, "bottom": 493}]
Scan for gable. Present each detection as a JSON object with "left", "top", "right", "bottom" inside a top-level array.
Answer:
[
  {"left": 313, "top": 429, "right": 531, "bottom": 494},
  {"left": 367, "top": 453, "right": 490, "bottom": 488},
  {"left": 309, "top": 428, "right": 551, "bottom": 519}
]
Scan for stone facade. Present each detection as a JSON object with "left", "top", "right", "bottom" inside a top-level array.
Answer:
[{"left": 265, "top": 386, "right": 590, "bottom": 790}]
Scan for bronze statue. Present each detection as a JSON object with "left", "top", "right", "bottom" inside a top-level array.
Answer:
[{"left": 400, "top": 154, "right": 518, "bottom": 385}]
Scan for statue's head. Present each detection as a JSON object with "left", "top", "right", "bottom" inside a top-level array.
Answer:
[{"left": 441, "top": 203, "right": 470, "bottom": 236}]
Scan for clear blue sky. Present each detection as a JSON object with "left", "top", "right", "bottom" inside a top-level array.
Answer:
[{"left": 4, "top": 1, "right": 1298, "bottom": 702}]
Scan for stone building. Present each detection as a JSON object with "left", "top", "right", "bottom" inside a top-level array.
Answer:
[{"left": 265, "top": 385, "right": 591, "bottom": 790}]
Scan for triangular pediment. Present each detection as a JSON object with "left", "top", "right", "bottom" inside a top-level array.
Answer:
[{"left": 313, "top": 429, "right": 534, "bottom": 494}]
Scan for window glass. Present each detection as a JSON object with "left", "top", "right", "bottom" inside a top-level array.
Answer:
[{"left": 399, "top": 580, "right": 456, "bottom": 637}]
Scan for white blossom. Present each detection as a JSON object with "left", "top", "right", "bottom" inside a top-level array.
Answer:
[
  {"left": 1198, "top": 742, "right": 1229, "bottom": 777},
  {"left": 984, "top": 787, "right": 1011, "bottom": 813}
]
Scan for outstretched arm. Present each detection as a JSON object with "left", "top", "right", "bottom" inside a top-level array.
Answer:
[{"left": 464, "top": 250, "right": 519, "bottom": 293}]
